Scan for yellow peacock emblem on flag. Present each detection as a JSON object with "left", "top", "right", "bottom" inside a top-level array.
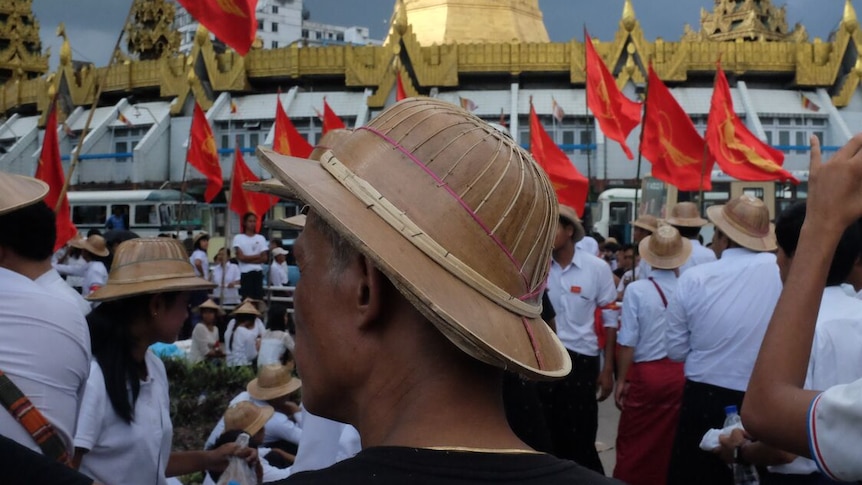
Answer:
[
  {"left": 203, "top": 135, "right": 218, "bottom": 160},
  {"left": 216, "top": 0, "right": 248, "bottom": 18},
  {"left": 655, "top": 112, "right": 701, "bottom": 167},
  {"left": 717, "top": 105, "right": 779, "bottom": 172}
]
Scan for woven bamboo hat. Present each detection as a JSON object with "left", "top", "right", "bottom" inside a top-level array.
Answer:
[
  {"left": 223, "top": 401, "right": 274, "bottom": 437},
  {"left": 71, "top": 234, "right": 111, "bottom": 258},
  {"left": 558, "top": 204, "right": 586, "bottom": 243},
  {"left": 666, "top": 202, "right": 708, "bottom": 227},
  {"left": 0, "top": 172, "right": 48, "bottom": 216},
  {"left": 633, "top": 214, "right": 659, "bottom": 233},
  {"left": 232, "top": 300, "right": 262, "bottom": 317},
  {"left": 195, "top": 298, "right": 225, "bottom": 316},
  {"left": 280, "top": 213, "right": 306, "bottom": 229},
  {"left": 638, "top": 225, "right": 692, "bottom": 269},
  {"left": 247, "top": 98, "right": 570, "bottom": 379},
  {"left": 707, "top": 195, "right": 776, "bottom": 252},
  {"left": 247, "top": 364, "right": 302, "bottom": 401},
  {"left": 87, "top": 237, "right": 215, "bottom": 301}
]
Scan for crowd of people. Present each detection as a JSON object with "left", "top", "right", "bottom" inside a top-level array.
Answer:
[{"left": 3, "top": 98, "right": 862, "bottom": 484}]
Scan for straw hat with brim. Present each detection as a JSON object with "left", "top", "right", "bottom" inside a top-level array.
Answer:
[
  {"left": 558, "top": 204, "right": 585, "bottom": 243},
  {"left": 246, "top": 98, "right": 570, "bottom": 380},
  {"left": 633, "top": 214, "right": 659, "bottom": 233},
  {"left": 638, "top": 225, "right": 692, "bottom": 269},
  {"left": 86, "top": 237, "right": 215, "bottom": 302},
  {"left": 666, "top": 202, "right": 707, "bottom": 227},
  {"left": 71, "top": 234, "right": 111, "bottom": 258},
  {"left": 232, "top": 300, "right": 262, "bottom": 317},
  {"left": 0, "top": 172, "right": 48, "bottom": 216},
  {"left": 196, "top": 298, "right": 225, "bottom": 315},
  {"left": 223, "top": 401, "right": 274, "bottom": 437},
  {"left": 247, "top": 365, "right": 302, "bottom": 401},
  {"left": 280, "top": 213, "right": 306, "bottom": 229},
  {"left": 706, "top": 195, "right": 776, "bottom": 252}
]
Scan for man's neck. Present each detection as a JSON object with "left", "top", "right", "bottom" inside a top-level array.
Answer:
[
  {"left": 553, "top": 243, "right": 575, "bottom": 267},
  {"left": 0, "top": 257, "right": 52, "bottom": 281}
]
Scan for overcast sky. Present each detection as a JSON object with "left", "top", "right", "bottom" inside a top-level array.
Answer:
[{"left": 33, "top": 0, "right": 844, "bottom": 69}]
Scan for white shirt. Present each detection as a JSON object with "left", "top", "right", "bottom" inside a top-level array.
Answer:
[
  {"left": 53, "top": 255, "right": 85, "bottom": 289},
  {"left": 205, "top": 391, "right": 303, "bottom": 449},
  {"left": 82, "top": 261, "right": 108, "bottom": 297},
  {"left": 35, "top": 268, "right": 91, "bottom": 317},
  {"left": 548, "top": 249, "right": 618, "bottom": 356},
  {"left": 224, "top": 317, "right": 265, "bottom": 353},
  {"left": 290, "top": 411, "right": 361, "bottom": 475},
  {"left": 665, "top": 248, "right": 782, "bottom": 391},
  {"left": 188, "top": 323, "right": 220, "bottom": 364},
  {"left": 0, "top": 267, "right": 90, "bottom": 454},
  {"left": 636, "top": 258, "right": 652, "bottom": 281},
  {"left": 576, "top": 236, "right": 600, "bottom": 257},
  {"left": 226, "top": 325, "right": 258, "bottom": 367},
  {"left": 772, "top": 286, "right": 862, "bottom": 476},
  {"left": 678, "top": 239, "right": 717, "bottom": 274},
  {"left": 211, "top": 262, "right": 241, "bottom": 305},
  {"left": 619, "top": 270, "right": 678, "bottom": 363},
  {"left": 75, "top": 351, "right": 172, "bottom": 485},
  {"left": 269, "top": 261, "right": 289, "bottom": 287},
  {"left": 808, "top": 378, "right": 862, "bottom": 482},
  {"left": 232, "top": 233, "right": 268, "bottom": 273},
  {"left": 259, "top": 330, "right": 295, "bottom": 366},
  {"left": 190, "top": 249, "right": 209, "bottom": 279}
]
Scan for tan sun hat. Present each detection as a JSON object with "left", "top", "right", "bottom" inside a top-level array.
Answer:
[
  {"left": 666, "top": 202, "right": 708, "bottom": 228},
  {"left": 246, "top": 98, "right": 569, "bottom": 379},
  {"left": 558, "top": 204, "right": 586, "bottom": 243},
  {"left": 280, "top": 213, "right": 307, "bottom": 229},
  {"left": 195, "top": 298, "right": 225, "bottom": 316},
  {"left": 232, "top": 300, "right": 262, "bottom": 317},
  {"left": 71, "top": 234, "right": 111, "bottom": 258},
  {"left": 86, "top": 237, "right": 215, "bottom": 301},
  {"left": 223, "top": 401, "right": 274, "bottom": 437},
  {"left": 0, "top": 172, "right": 49, "bottom": 216},
  {"left": 638, "top": 225, "right": 692, "bottom": 270},
  {"left": 192, "top": 231, "right": 210, "bottom": 247},
  {"left": 247, "top": 364, "right": 302, "bottom": 401},
  {"left": 706, "top": 195, "right": 776, "bottom": 252},
  {"left": 633, "top": 214, "right": 659, "bottom": 233}
]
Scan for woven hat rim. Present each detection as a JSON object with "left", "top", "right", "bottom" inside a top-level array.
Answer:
[
  {"left": 638, "top": 235, "right": 693, "bottom": 269},
  {"left": 246, "top": 376, "right": 302, "bottom": 401},
  {"left": 71, "top": 235, "right": 110, "bottom": 257},
  {"left": 86, "top": 275, "right": 215, "bottom": 302},
  {"left": 251, "top": 145, "right": 571, "bottom": 380},
  {"left": 706, "top": 204, "right": 776, "bottom": 252},
  {"left": 0, "top": 173, "right": 49, "bottom": 216},
  {"left": 665, "top": 216, "right": 708, "bottom": 227}
]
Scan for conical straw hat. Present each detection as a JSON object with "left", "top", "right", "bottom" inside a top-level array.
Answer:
[
  {"left": 638, "top": 225, "right": 692, "bottom": 269},
  {"left": 0, "top": 172, "right": 48, "bottom": 216},
  {"left": 247, "top": 98, "right": 570, "bottom": 379},
  {"left": 666, "top": 202, "right": 708, "bottom": 227},
  {"left": 706, "top": 195, "right": 776, "bottom": 252}
]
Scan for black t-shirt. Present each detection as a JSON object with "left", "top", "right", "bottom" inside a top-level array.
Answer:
[
  {"left": 1, "top": 435, "right": 93, "bottom": 485},
  {"left": 272, "top": 446, "right": 622, "bottom": 484}
]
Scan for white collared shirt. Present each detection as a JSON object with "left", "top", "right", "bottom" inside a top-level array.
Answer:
[
  {"left": 269, "top": 261, "right": 289, "bottom": 287},
  {"left": 0, "top": 267, "right": 91, "bottom": 454},
  {"left": 35, "top": 268, "right": 91, "bottom": 317},
  {"left": 190, "top": 249, "right": 209, "bottom": 278},
  {"left": 619, "top": 269, "right": 678, "bottom": 363},
  {"left": 548, "top": 249, "right": 618, "bottom": 356},
  {"left": 576, "top": 236, "right": 600, "bottom": 257},
  {"left": 808, "top": 377, "right": 862, "bottom": 482},
  {"left": 678, "top": 239, "right": 717, "bottom": 274},
  {"left": 205, "top": 391, "right": 303, "bottom": 450},
  {"left": 665, "top": 248, "right": 781, "bottom": 391}
]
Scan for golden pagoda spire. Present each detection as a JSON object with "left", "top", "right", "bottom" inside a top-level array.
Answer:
[
  {"left": 843, "top": 0, "right": 858, "bottom": 32},
  {"left": 57, "top": 23, "right": 71, "bottom": 67},
  {"left": 621, "top": 0, "right": 637, "bottom": 32}
]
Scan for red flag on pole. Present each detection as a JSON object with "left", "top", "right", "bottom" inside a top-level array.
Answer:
[
  {"left": 706, "top": 64, "right": 799, "bottom": 184},
  {"left": 395, "top": 70, "right": 408, "bottom": 102},
  {"left": 640, "top": 65, "right": 713, "bottom": 191},
  {"left": 529, "top": 102, "right": 589, "bottom": 215},
  {"left": 274, "top": 93, "right": 313, "bottom": 158},
  {"left": 35, "top": 98, "right": 78, "bottom": 251},
  {"left": 229, "top": 146, "right": 278, "bottom": 232},
  {"left": 176, "top": 0, "right": 257, "bottom": 56},
  {"left": 585, "top": 30, "right": 642, "bottom": 160},
  {"left": 322, "top": 98, "right": 346, "bottom": 135},
  {"left": 188, "top": 102, "right": 223, "bottom": 202}
]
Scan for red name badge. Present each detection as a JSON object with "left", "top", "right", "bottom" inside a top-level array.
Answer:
[{"left": 570, "top": 286, "right": 581, "bottom": 294}]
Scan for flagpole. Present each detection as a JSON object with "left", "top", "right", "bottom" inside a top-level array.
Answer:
[
  {"left": 633, "top": 62, "right": 653, "bottom": 228},
  {"left": 583, "top": 28, "right": 594, "bottom": 203},
  {"left": 177, "top": 97, "right": 195, "bottom": 238},
  {"left": 55, "top": 3, "right": 136, "bottom": 212}
]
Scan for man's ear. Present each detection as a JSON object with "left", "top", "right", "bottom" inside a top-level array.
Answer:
[{"left": 354, "top": 253, "right": 385, "bottom": 330}]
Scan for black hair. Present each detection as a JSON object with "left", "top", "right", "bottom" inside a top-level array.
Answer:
[
  {"left": 621, "top": 243, "right": 636, "bottom": 253},
  {"left": 676, "top": 226, "right": 701, "bottom": 239},
  {"left": 776, "top": 201, "right": 861, "bottom": 286},
  {"left": 267, "top": 305, "right": 287, "bottom": 331},
  {"left": 88, "top": 292, "right": 181, "bottom": 423},
  {"left": 87, "top": 228, "right": 102, "bottom": 237},
  {"left": 242, "top": 212, "right": 256, "bottom": 225},
  {"left": 0, "top": 201, "right": 56, "bottom": 261},
  {"left": 558, "top": 216, "right": 578, "bottom": 242},
  {"left": 193, "top": 234, "right": 209, "bottom": 251}
]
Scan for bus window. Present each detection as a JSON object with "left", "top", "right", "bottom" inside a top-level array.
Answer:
[
  {"left": 73, "top": 205, "right": 107, "bottom": 227},
  {"left": 135, "top": 204, "right": 158, "bottom": 226},
  {"left": 743, "top": 187, "right": 764, "bottom": 200}
]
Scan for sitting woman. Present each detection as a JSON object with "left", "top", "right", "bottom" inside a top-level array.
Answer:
[
  {"left": 259, "top": 306, "right": 296, "bottom": 366},
  {"left": 72, "top": 238, "right": 256, "bottom": 485},
  {"left": 188, "top": 299, "right": 226, "bottom": 364},
  {"left": 226, "top": 301, "right": 261, "bottom": 368}
]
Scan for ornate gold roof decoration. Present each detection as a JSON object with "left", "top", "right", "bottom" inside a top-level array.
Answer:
[
  {"left": 125, "top": 0, "right": 180, "bottom": 60},
  {"left": 389, "top": 0, "right": 549, "bottom": 46},
  {"left": 684, "top": 0, "right": 807, "bottom": 42},
  {"left": 0, "top": 0, "right": 48, "bottom": 83}
]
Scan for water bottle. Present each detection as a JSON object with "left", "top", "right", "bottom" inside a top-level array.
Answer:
[{"left": 723, "top": 405, "right": 759, "bottom": 485}]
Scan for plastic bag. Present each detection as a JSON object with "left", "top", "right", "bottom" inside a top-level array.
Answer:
[{"left": 216, "top": 433, "right": 258, "bottom": 485}]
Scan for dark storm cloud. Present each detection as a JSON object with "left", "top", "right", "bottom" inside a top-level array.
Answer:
[{"left": 31, "top": 0, "right": 848, "bottom": 70}]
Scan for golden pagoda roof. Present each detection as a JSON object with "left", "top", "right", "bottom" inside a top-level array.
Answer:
[
  {"left": 0, "top": 0, "right": 48, "bottom": 83},
  {"left": 684, "top": 0, "right": 807, "bottom": 42}
]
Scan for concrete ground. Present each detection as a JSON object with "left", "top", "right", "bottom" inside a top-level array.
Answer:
[{"left": 597, "top": 397, "right": 621, "bottom": 476}]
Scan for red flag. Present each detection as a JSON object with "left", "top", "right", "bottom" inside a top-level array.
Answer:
[
  {"left": 640, "top": 65, "right": 712, "bottom": 191},
  {"left": 585, "top": 30, "right": 642, "bottom": 160},
  {"left": 35, "top": 98, "right": 77, "bottom": 251},
  {"left": 395, "top": 70, "right": 408, "bottom": 102},
  {"left": 176, "top": 0, "right": 257, "bottom": 56},
  {"left": 529, "top": 102, "right": 589, "bottom": 215},
  {"left": 117, "top": 112, "right": 133, "bottom": 127},
  {"left": 229, "top": 146, "right": 278, "bottom": 232},
  {"left": 188, "top": 102, "right": 223, "bottom": 202},
  {"left": 707, "top": 65, "right": 798, "bottom": 184},
  {"left": 274, "top": 94, "right": 313, "bottom": 158},
  {"left": 322, "top": 98, "right": 346, "bottom": 135}
]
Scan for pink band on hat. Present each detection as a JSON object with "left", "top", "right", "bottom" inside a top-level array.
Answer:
[{"left": 357, "top": 126, "right": 535, "bottom": 295}]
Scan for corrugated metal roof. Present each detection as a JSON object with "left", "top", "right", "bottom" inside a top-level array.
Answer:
[
  {"left": 0, "top": 116, "right": 38, "bottom": 141},
  {"left": 213, "top": 91, "right": 367, "bottom": 121},
  {"left": 112, "top": 102, "right": 171, "bottom": 127},
  {"left": 749, "top": 89, "right": 826, "bottom": 116},
  {"left": 69, "top": 107, "right": 114, "bottom": 131}
]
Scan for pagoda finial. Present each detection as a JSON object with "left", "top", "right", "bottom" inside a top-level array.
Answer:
[
  {"left": 622, "top": 0, "right": 637, "bottom": 32},
  {"left": 393, "top": 0, "right": 408, "bottom": 36},
  {"left": 844, "top": 0, "right": 858, "bottom": 33},
  {"left": 57, "top": 22, "right": 71, "bottom": 66}
]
